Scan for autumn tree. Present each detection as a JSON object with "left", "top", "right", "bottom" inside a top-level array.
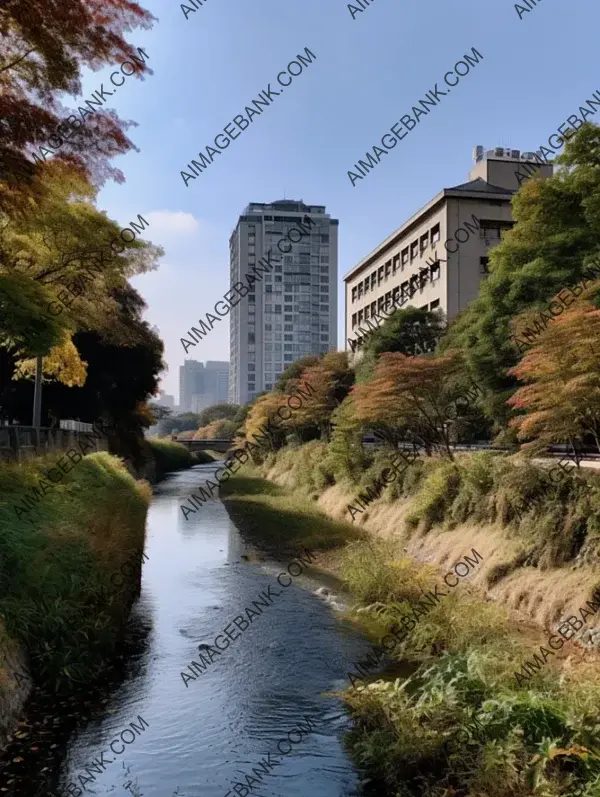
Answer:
[
  {"left": 243, "top": 392, "right": 290, "bottom": 455},
  {"left": 287, "top": 351, "right": 354, "bottom": 440},
  {"left": 351, "top": 351, "right": 470, "bottom": 459},
  {"left": 0, "top": 164, "right": 162, "bottom": 392},
  {"left": 507, "top": 285, "right": 600, "bottom": 461},
  {"left": 275, "top": 354, "right": 320, "bottom": 392},
  {"left": 441, "top": 122, "right": 600, "bottom": 430},
  {"left": 0, "top": 0, "right": 155, "bottom": 213}
]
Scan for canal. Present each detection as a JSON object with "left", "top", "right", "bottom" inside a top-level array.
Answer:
[{"left": 0, "top": 462, "right": 372, "bottom": 796}]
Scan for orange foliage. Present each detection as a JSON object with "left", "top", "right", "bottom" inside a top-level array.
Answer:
[{"left": 508, "top": 297, "right": 600, "bottom": 454}]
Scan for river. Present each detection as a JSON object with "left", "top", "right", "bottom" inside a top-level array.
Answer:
[{"left": 0, "top": 463, "right": 372, "bottom": 797}]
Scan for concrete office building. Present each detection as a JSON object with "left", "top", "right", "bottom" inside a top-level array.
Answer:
[
  {"left": 344, "top": 146, "right": 554, "bottom": 350},
  {"left": 229, "top": 200, "right": 338, "bottom": 405},
  {"left": 179, "top": 360, "right": 230, "bottom": 413}
]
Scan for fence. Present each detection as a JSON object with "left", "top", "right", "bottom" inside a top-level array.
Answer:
[{"left": 0, "top": 425, "right": 109, "bottom": 464}]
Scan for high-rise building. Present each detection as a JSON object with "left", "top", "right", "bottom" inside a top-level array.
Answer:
[
  {"left": 179, "top": 360, "right": 230, "bottom": 412},
  {"left": 229, "top": 200, "right": 338, "bottom": 405},
  {"left": 344, "top": 146, "right": 553, "bottom": 350}
]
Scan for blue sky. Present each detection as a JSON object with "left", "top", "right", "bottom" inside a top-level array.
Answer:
[{"left": 74, "top": 0, "right": 595, "bottom": 402}]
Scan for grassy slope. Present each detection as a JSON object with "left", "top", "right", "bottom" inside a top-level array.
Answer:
[
  {"left": 0, "top": 451, "right": 151, "bottom": 695},
  {"left": 219, "top": 469, "right": 362, "bottom": 558},
  {"left": 221, "top": 459, "right": 600, "bottom": 797}
]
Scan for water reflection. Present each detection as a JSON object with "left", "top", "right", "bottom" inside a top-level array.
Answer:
[{"left": 0, "top": 464, "right": 371, "bottom": 797}]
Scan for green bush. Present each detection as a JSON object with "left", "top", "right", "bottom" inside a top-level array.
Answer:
[{"left": 344, "top": 649, "right": 600, "bottom": 797}]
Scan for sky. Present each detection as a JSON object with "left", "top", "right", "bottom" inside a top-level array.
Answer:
[{"left": 72, "top": 0, "right": 596, "bottom": 403}]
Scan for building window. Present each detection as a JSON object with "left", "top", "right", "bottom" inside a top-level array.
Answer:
[
  {"left": 480, "top": 256, "right": 490, "bottom": 274},
  {"left": 385, "top": 260, "right": 391, "bottom": 279},
  {"left": 371, "top": 301, "right": 376, "bottom": 316},
  {"left": 248, "top": 364, "right": 255, "bottom": 371},
  {"left": 248, "top": 333, "right": 255, "bottom": 344},
  {"left": 431, "top": 223, "right": 440, "bottom": 244},
  {"left": 430, "top": 299, "right": 440, "bottom": 310},
  {"left": 358, "top": 283, "right": 363, "bottom": 299},
  {"left": 480, "top": 221, "right": 513, "bottom": 239},
  {"left": 401, "top": 281, "right": 409, "bottom": 300},
  {"left": 410, "top": 241, "right": 419, "bottom": 260},
  {"left": 358, "top": 309, "right": 364, "bottom": 323},
  {"left": 352, "top": 313, "right": 357, "bottom": 328},
  {"left": 364, "top": 277, "right": 369, "bottom": 294},
  {"left": 385, "top": 291, "right": 392, "bottom": 309},
  {"left": 378, "top": 266, "right": 384, "bottom": 284},
  {"left": 401, "top": 248, "right": 409, "bottom": 266},
  {"left": 392, "top": 254, "right": 400, "bottom": 274},
  {"left": 431, "top": 262, "right": 441, "bottom": 281},
  {"left": 370, "top": 272, "right": 377, "bottom": 290},
  {"left": 364, "top": 305, "right": 370, "bottom": 319},
  {"left": 420, "top": 233, "right": 428, "bottom": 252}
]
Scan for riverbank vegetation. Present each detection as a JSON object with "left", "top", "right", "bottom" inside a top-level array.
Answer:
[
  {"left": 218, "top": 124, "right": 600, "bottom": 795},
  {"left": 0, "top": 452, "right": 150, "bottom": 698},
  {"left": 222, "top": 469, "right": 600, "bottom": 797},
  {"left": 145, "top": 437, "right": 214, "bottom": 479},
  {"left": 219, "top": 471, "right": 361, "bottom": 558}
]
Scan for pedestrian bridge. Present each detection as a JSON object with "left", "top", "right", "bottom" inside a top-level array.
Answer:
[{"left": 173, "top": 437, "right": 232, "bottom": 453}]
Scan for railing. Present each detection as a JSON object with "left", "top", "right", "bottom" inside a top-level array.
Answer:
[{"left": 0, "top": 425, "right": 109, "bottom": 464}]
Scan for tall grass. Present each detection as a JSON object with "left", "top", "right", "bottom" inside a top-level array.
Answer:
[
  {"left": 340, "top": 537, "right": 600, "bottom": 797},
  {"left": 0, "top": 451, "right": 150, "bottom": 692}
]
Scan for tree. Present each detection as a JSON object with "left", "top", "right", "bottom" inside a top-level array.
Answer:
[
  {"left": 196, "top": 403, "right": 240, "bottom": 428},
  {"left": 288, "top": 351, "right": 354, "bottom": 440},
  {"left": 192, "top": 418, "right": 238, "bottom": 440},
  {"left": 351, "top": 351, "right": 467, "bottom": 460},
  {"left": 355, "top": 306, "right": 447, "bottom": 383},
  {"left": 0, "top": 283, "right": 164, "bottom": 451},
  {"left": 244, "top": 392, "right": 290, "bottom": 454},
  {"left": 507, "top": 285, "right": 600, "bottom": 460},
  {"left": 441, "top": 122, "right": 600, "bottom": 430},
  {"left": 0, "top": 0, "right": 155, "bottom": 212},
  {"left": 158, "top": 413, "right": 202, "bottom": 437},
  {"left": 0, "top": 165, "right": 163, "bottom": 386},
  {"left": 275, "top": 354, "right": 320, "bottom": 392}
]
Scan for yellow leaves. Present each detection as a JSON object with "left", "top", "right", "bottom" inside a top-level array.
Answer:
[{"left": 15, "top": 331, "right": 87, "bottom": 387}]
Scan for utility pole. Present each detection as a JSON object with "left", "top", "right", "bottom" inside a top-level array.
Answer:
[{"left": 32, "top": 355, "right": 42, "bottom": 428}]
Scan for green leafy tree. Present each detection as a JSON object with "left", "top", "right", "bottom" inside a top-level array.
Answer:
[
  {"left": 441, "top": 122, "right": 600, "bottom": 431},
  {"left": 355, "top": 306, "right": 447, "bottom": 383},
  {"left": 196, "top": 403, "right": 240, "bottom": 428}
]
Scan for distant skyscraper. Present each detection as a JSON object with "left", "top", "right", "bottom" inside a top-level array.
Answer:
[
  {"left": 179, "top": 360, "right": 230, "bottom": 413},
  {"left": 229, "top": 200, "right": 338, "bottom": 405}
]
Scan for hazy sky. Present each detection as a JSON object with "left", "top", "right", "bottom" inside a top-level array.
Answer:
[{"left": 73, "top": 0, "right": 595, "bottom": 401}]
